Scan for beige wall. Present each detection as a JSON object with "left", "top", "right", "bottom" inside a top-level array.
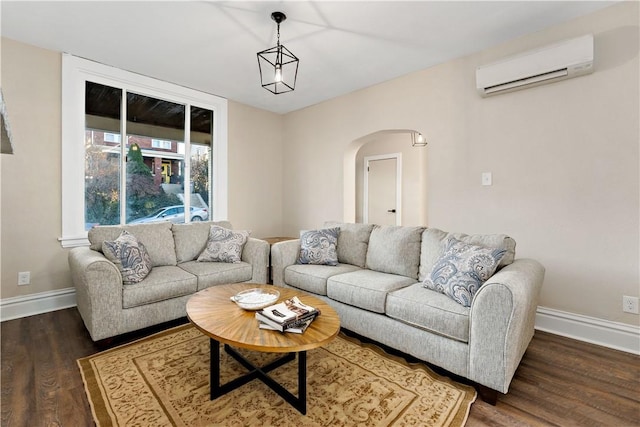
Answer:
[
  {"left": 0, "top": 38, "right": 284, "bottom": 299},
  {"left": 227, "top": 100, "right": 283, "bottom": 238},
  {"left": 1, "top": 39, "right": 64, "bottom": 299},
  {"left": 281, "top": 2, "right": 639, "bottom": 325}
]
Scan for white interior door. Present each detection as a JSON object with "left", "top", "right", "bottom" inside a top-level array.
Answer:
[{"left": 364, "top": 154, "right": 401, "bottom": 225}]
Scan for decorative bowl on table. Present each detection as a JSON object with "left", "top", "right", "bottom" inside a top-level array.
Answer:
[{"left": 230, "top": 288, "right": 280, "bottom": 311}]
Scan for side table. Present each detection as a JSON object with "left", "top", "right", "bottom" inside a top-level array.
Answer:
[{"left": 262, "top": 237, "right": 296, "bottom": 283}]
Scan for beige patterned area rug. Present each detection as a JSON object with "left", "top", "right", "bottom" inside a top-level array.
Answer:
[{"left": 78, "top": 324, "right": 476, "bottom": 427}]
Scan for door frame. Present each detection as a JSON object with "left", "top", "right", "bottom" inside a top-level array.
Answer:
[{"left": 363, "top": 153, "right": 402, "bottom": 225}]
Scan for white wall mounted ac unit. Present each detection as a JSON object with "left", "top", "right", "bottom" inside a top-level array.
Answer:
[{"left": 476, "top": 34, "right": 594, "bottom": 97}]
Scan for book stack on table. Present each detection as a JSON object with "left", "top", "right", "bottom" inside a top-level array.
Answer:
[{"left": 256, "top": 296, "right": 320, "bottom": 334}]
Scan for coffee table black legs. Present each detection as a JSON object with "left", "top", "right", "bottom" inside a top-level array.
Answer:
[{"left": 209, "top": 338, "right": 307, "bottom": 414}]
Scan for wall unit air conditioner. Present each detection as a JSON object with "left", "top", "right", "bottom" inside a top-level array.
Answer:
[{"left": 476, "top": 34, "right": 594, "bottom": 97}]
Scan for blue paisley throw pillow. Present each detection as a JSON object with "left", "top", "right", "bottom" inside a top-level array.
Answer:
[
  {"left": 102, "top": 230, "right": 152, "bottom": 285},
  {"left": 423, "top": 237, "right": 507, "bottom": 307},
  {"left": 297, "top": 227, "right": 340, "bottom": 266},
  {"left": 197, "top": 225, "right": 249, "bottom": 263}
]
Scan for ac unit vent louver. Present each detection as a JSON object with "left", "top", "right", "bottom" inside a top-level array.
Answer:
[{"left": 476, "top": 34, "right": 594, "bottom": 97}]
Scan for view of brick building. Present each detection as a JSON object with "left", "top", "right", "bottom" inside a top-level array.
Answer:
[{"left": 85, "top": 130, "right": 183, "bottom": 187}]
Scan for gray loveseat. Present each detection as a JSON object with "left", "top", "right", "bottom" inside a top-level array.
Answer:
[
  {"left": 271, "top": 222, "right": 545, "bottom": 398},
  {"left": 69, "top": 221, "right": 269, "bottom": 341}
]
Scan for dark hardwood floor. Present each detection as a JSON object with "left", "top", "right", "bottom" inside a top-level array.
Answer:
[{"left": 1, "top": 308, "right": 638, "bottom": 427}]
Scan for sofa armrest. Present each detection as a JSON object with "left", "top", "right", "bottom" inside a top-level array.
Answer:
[
  {"left": 68, "top": 247, "right": 124, "bottom": 341},
  {"left": 468, "top": 258, "right": 545, "bottom": 393},
  {"left": 271, "top": 239, "right": 301, "bottom": 286},
  {"left": 241, "top": 237, "right": 270, "bottom": 284}
]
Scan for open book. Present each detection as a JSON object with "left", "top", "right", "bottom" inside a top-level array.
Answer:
[{"left": 256, "top": 296, "right": 320, "bottom": 332}]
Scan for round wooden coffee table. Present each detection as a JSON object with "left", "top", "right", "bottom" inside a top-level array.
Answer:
[{"left": 186, "top": 283, "right": 340, "bottom": 414}]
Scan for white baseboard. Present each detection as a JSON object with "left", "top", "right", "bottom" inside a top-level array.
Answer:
[
  {"left": 0, "top": 287, "right": 77, "bottom": 322},
  {"left": 1, "top": 289, "right": 638, "bottom": 354},
  {"left": 535, "top": 306, "right": 640, "bottom": 355}
]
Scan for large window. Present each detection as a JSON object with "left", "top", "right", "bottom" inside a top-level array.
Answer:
[
  {"left": 61, "top": 55, "right": 228, "bottom": 247},
  {"left": 84, "top": 82, "right": 214, "bottom": 227}
]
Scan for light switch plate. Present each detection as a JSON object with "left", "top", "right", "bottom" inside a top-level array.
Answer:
[{"left": 482, "top": 172, "right": 492, "bottom": 186}]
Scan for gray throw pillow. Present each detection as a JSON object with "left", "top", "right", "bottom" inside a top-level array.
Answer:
[
  {"left": 197, "top": 225, "right": 249, "bottom": 263},
  {"left": 89, "top": 222, "right": 177, "bottom": 267},
  {"left": 423, "top": 237, "right": 507, "bottom": 307},
  {"left": 297, "top": 227, "right": 340, "bottom": 266},
  {"left": 172, "top": 221, "right": 234, "bottom": 263},
  {"left": 102, "top": 230, "right": 152, "bottom": 285},
  {"left": 324, "top": 222, "right": 374, "bottom": 268},
  {"left": 365, "top": 225, "right": 424, "bottom": 278}
]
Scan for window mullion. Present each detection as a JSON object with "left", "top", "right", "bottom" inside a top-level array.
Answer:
[
  {"left": 209, "top": 112, "right": 214, "bottom": 213},
  {"left": 184, "top": 103, "right": 191, "bottom": 221},
  {"left": 120, "top": 90, "right": 127, "bottom": 225}
]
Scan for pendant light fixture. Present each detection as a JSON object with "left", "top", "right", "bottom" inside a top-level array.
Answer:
[{"left": 257, "top": 11, "right": 299, "bottom": 94}]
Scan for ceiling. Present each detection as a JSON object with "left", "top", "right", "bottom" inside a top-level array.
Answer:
[{"left": 1, "top": 1, "right": 617, "bottom": 114}]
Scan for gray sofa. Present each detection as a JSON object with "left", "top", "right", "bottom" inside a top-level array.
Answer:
[
  {"left": 271, "top": 222, "right": 545, "bottom": 397},
  {"left": 69, "top": 221, "right": 269, "bottom": 341}
]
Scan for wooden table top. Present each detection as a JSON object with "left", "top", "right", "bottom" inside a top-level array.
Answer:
[{"left": 186, "top": 283, "right": 341, "bottom": 353}]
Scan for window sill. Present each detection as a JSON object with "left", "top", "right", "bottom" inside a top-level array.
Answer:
[{"left": 59, "top": 235, "right": 90, "bottom": 248}]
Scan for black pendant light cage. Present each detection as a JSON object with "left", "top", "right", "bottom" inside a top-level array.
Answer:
[{"left": 257, "top": 12, "right": 299, "bottom": 94}]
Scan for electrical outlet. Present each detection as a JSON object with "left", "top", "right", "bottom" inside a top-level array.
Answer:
[
  {"left": 622, "top": 296, "right": 639, "bottom": 314},
  {"left": 18, "top": 271, "right": 30, "bottom": 286}
]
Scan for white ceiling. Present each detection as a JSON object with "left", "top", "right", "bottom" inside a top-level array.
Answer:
[{"left": 1, "top": 1, "right": 617, "bottom": 114}]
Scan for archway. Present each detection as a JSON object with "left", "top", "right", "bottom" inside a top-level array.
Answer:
[{"left": 343, "top": 129, "right": 428, "bottom": 226}]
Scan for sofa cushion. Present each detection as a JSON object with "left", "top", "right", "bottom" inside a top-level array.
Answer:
[
  {"left": 365, "top": 225, "right": 424, "bottom": 279},
  {"left": 418, "top": 228, "right": 516, "bottom": 282},
  {"left": 386, "top": 283, "right": 470, "bottom": 343},
  {"left": 198, "top": 225, "right": 249, "bottom": 264},
  {"left": 423, "top": 237, "right": 507, "bottom": 307},
  {"left": 284, "top": 264, "right": 361, "bottom": 295},
  {"left": 297, "top": 228, "right": 340, "bottom": 266},
  {"left": 102, "top": 231, "right": 152, "bottom": 285},
  {"left": 172, "top": 221, "right": 233, "bottom": 263},
  {"left": 89, "top": 222, "right": 177, "bottom": 267},
  {"left": 324, "top": 222, "right": 374, "bottom": 268},
  {"left": 327, "top": 270, "right": 416, "bottom": 313},
  {"left": 179, "top": 261, "right": 253, "bottom": 290},
  {"left": 122, "top": 266, "right": 197, "bottom": 309}
]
